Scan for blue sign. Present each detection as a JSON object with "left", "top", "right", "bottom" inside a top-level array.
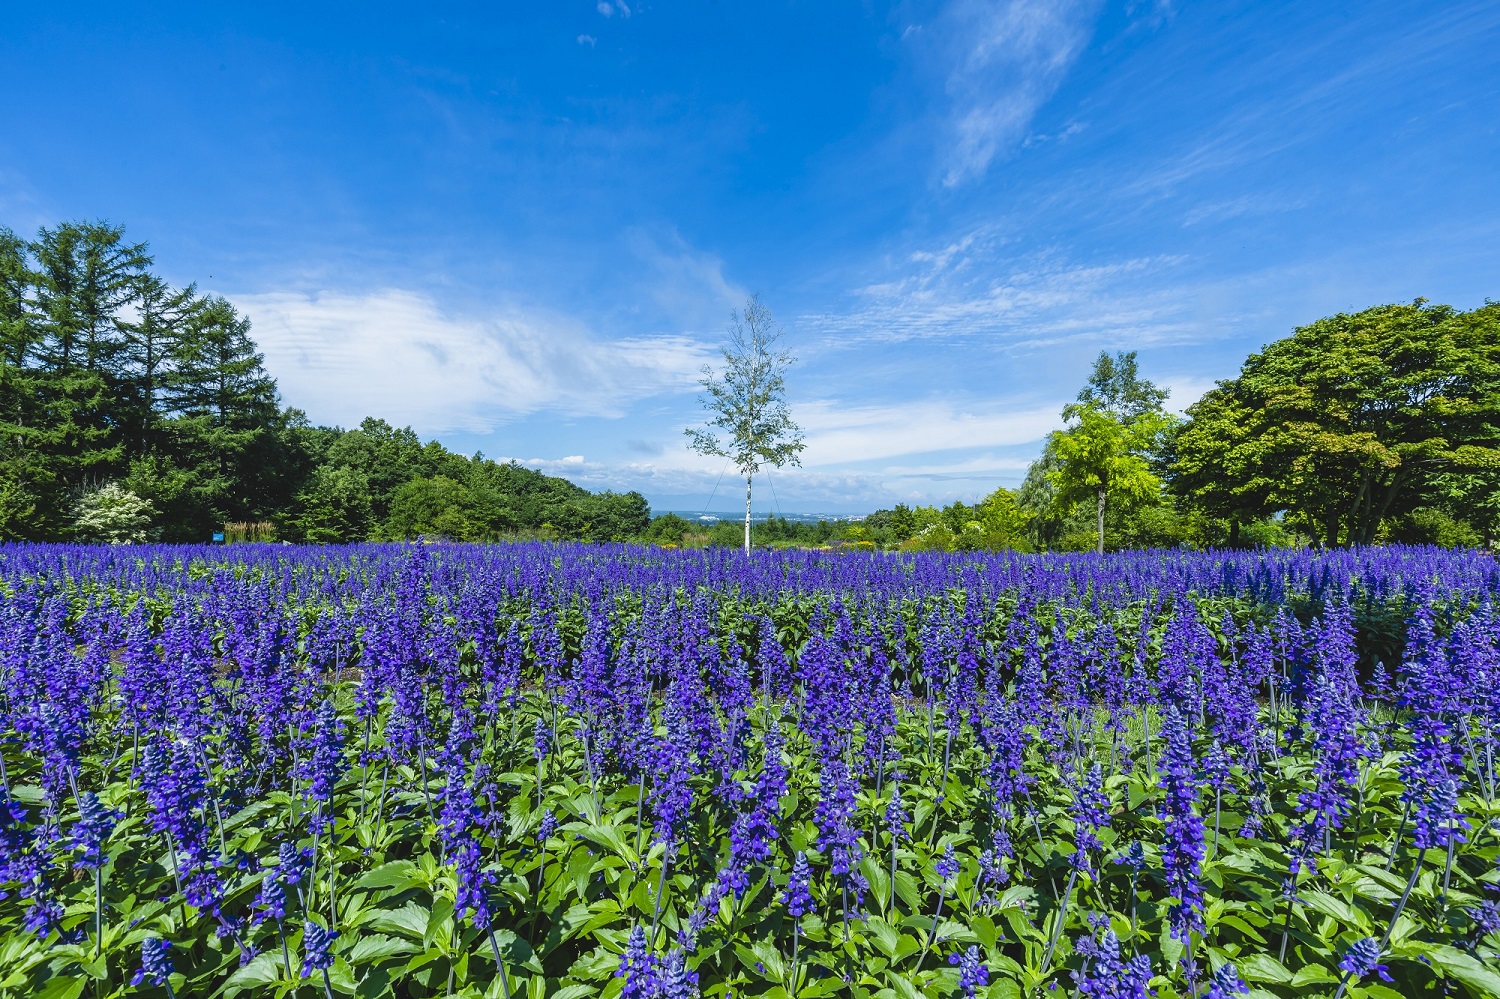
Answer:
[{"left": 212, "top": 532, "right": 225, "bottom": 543}]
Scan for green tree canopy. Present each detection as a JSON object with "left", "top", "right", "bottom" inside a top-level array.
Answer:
[
  {"left": 1171, "top": 300, "right": 1500, "bottom": 546},
  {"left": 1049, "top": 401, "right": 1174, "bottom": 553},
  {"left": 1077, "top": 349, "right": 1169, "bottom": 421}
]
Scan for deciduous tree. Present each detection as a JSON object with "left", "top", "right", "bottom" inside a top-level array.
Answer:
[
  {"left": 1171, "top": 301, "right": 1500, "bottom": 546},
  {"left": 686, "top": 295, "right": 805, "bottom": 553}
]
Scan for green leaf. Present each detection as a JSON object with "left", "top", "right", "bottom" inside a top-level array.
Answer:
[
  {"left": 865, "top": 919, "right": 901, "bottom": 960},
  {"left": 573, "top": 822, "right": 639, "bottom": 866},
  {"left": 355, "top": 968, "right": 393, "bottom": 999},
  {"left": 1290, "top": 965, "right": 1340, "bottom": 987},
  {"left": 1351, "top": 986, "right": 1407, "bottom": 999},
  {"left": 892, "top": 870, "right": 922, "bottom": 914},
  {"left": 567, "top": 947, "right": 623, "bottom": 981},
  {"left": 221, "top": 952, "right": 286, "bottom": 995},
  {"left": 1409, "top": 943, "right": 1500, "bottom": 997},
  {"left": 970, "top": 914, "right": 998, "bottom": 952},
  {"left": 31, "top": 978, "right": 86, "bottom": 999},
  {"left": 424, "top": 896, "right": 456, "bottom": 951},
  {"left": 1235, "top": 953, "right": 1294, "bottom": 985},
  {"left": 886, "top": 975, "right": 922, "bottom": 999},
  {"left": 549, "top": 986, "right": 600, "bottom": 999},
  {"left": 748, "top": 939, "right": 787, "bottom": 981},
  {"left": 366, "top": 902, "right": 431, "bottom": 941},
  {"left": 346, "top": 933, "right": 417, "bottom": 965},
  {"left": 1301, "top": 891, "right": 1371, "bottom": 932},
  {"left": 352, "top": 860, "right": 420, "bottom": 892},
  {"left": 549, "top": 978, "right": 600, "bottom": 996}
]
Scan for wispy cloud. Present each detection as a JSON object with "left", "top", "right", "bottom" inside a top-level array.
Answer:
[
  {"left": 1182, "top": 192, "right": 1304, "bottom": 227},
  {"left": 796, "top": 398, "right": 1061, "bottom": 464},
  {"left": 236, "top": 289, "right": 712, "bottom": 432},
  {"left": 499, "top": 393, "right": 1070, "bottom": 507},
  {"left": 624, "top": 229, "right": 748, "bottom": 332},
  {"left": 805, "top": 233, "right": 1197, "bottom": 349},
  {"left": 934, "top": 0, "right": 1104, "bottom": 186}
]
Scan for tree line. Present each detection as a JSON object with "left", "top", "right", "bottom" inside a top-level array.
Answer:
[
  {"left": 849, "top": 300, "right": 1500, "bottom": 553},
  {"left": 0, "top": 221, "right": 649, "bottom": 543},
  {"left": 4, "top": 220, "right": 1495, "bottom": 550},
  {"left": 674, "top": 300, "right": 1500, "bottom": 553}
]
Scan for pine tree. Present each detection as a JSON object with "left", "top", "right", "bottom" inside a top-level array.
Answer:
[
  {"left": 0, "top": 228, "right": 48, "bottom": 537},
  {"left": 120, "top": 275, "right": 199, "bottom": 457},
  {"left": 27, "top": 222, "right": 149, "bottom": 493},
  {"left": 160, "top": 295, "right": 280, "bottom": 532}
]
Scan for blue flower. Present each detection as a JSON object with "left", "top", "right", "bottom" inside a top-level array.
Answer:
[
  {"left": 70, "top": 792, "right": 120, "bottom": 870},
  {"left": 617, "top": 924, "right": 659, "bottom": 999},
  {"left": 1339, "top": 937, "right": 1392, "bottom": 983},
  {"left": 949, "top": 945, "right": 989, "bottom": 998},
  {"left": 1072, "top": 929, "right": 1152, "bottom": 998},
  {"left": 1206, "top": 961, "right": 1248, "bottom": 999},
  {"left": 936, "top": 843, "right": 960, "bottom": 883},
  {"left": 302, "top": 921, "right": 338, "bottom": 977},
  {"left": 782, "top": 852, "right": 813, "bottom": 918},
  {"left": 131, "top": 937, "right": 173, "bottom": 987}
]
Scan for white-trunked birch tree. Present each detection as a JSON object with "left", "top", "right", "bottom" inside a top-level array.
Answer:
[{"left": 686, "top": 295, "right": 805, "bottom": 553}]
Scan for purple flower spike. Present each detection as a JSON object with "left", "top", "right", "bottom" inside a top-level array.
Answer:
[
  {"left": 1073, "top": 929, "right": 1152, "bottom": 999},
  {"left": 301, "top": 921, "right": 338, "bottom": 977},
  {"left": 1158, "top": 707, "right": 1205, "bottom": 942},
  {"left": 1339, "top": 937, "right": 1392, "bottom": 983},
  {"left": 71, "top": 792, "right": 119, "bottom": 870},
  {"left": 949, "top": 945, "right": 989, "bottom": 998},
  {"left": 1206, "top": 962, "right": 1249, "bottom": 999},
  {"left": 658, "top": 947, "right": 700, "bottom": 999},
  {"left": 936, "top": 843, "right": 960, "bottom": 882},
  {"left": 782, "top": 852, "right": 814, "bottom": 918},
  {"left": 617, "top": 924, "right": 659, "bottom": 999},
  {"left": 131, "top": 937, "right": 173, "bottom": 987}
]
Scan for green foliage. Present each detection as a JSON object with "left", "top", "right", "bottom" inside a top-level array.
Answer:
[
  {"left": 3, "top": 577, "right": 1497, "bottom": 998},
  {"left": 1382, "top": 508, "right": 1482, "bottom": 549},
  {"left": 1048, "top": 403, "right": 1175, "bottom": 554},
  {"left": 0, "top": 220, "right": 665, "bottom": 545},
  {"left": 383, "top": 475, "right": 493, "bottom": 541},
  {"left": 294, "top": 464, "right": 375, "bottom": 544},
  {"left": 1171, "top": 300, "right": 1500, "bottom": 546},
  {"left": 642, "top": 512, "right": 693, "bottom": 546},
  {"left": 1077, "top": 349, "right": 1169, "bottom": 422}
]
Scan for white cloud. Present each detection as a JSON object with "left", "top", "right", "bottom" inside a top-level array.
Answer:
[
  {"left": 623, "top": 228, "right": 748, "bottom": 331},
  {"left": 236, "top": 288, "right": 712, "bottom": 432},
  {"left": 796, "top": 398, "right": 1061, "bottom": 465},
  {"left": 806, "top": 235, "right": 1198, "bottom": 349},
  {"left": 1159, "top": 375, "right": 1217, "bottom": 415},
  {"left": 1182, "top": 192, "right": 1304, "bottom": 227},
  {"left": 596, "top": 2, "right": 614, "bottom": 16},
  {"left": 577, "top": 34, "right": 597, "bottom": 47},
  {"left": 934, "top": 0, "right": 1104, "bottom": 186},
  {"left": 498, "top": 393, "right": 1066, "bottom": 507}
]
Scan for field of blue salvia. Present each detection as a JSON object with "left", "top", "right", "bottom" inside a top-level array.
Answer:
[{"left": 0, "top": 543, "right": 1498, "bottom": 999}]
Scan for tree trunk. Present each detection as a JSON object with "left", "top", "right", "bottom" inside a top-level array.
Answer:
[
  {"left": 1228, "top": 518, "right": 1241, "bottom": 549},
  {"left": 1096, "top": 486, "right": 1106, "bottom": 555},
  {"left": 744, "top": 473, "right": 752, "bottom": 555}
]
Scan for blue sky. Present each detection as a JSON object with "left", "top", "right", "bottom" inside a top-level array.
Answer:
[{"left": 3, "top": 1, "right": 1497, "bottom": 513}]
